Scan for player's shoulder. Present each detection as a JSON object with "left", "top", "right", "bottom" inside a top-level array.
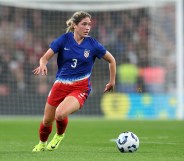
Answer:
[
  {"left": 86, "top": 35, "right": 97, "bottom": 42},
  {"left": 53, "top": 32, "right": 72, "bottom": 45},
  {"left": 58, "top": 32, "right": 71, "bottom": 39},
  {"left": 85, "top": 36, "right": 101, "bottom": 45}
]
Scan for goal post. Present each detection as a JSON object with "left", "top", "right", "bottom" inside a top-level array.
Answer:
[
  {"left": 175, "top": 0, "right": 184, "bottom": 119},
  {"left": 0, "top": 0, "right": 183, "bottom": 119}
]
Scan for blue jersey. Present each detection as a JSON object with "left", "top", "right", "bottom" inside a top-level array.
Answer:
[{"left": 49, "top": 32, "right": 106, "bottom": 84}]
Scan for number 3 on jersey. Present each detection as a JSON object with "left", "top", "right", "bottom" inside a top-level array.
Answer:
[{"left": 71, "top": 59, "right": 77, "bottom": 68}]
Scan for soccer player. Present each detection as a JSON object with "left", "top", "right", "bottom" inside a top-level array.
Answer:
[{"left": 32, "top": 11, "right": 116, "bottom": 152}]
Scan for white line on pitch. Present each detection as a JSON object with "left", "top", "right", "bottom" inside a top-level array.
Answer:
[
  {"left": 110, "top": 139, "right": 117, "bottom": 142},
  {"left": 141, "top": 142, "right": 182, "bottom": 145},
  {"left": 110, "top": 139, "right": 183, "bottom": 145}
]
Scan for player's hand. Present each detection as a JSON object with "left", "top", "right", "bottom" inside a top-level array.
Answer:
[
  {"left": 104, "top": 82, "right": 115, "bottom": 93},
  {"left": 32, "top": 65, "right": 48, "bottom": 75}
]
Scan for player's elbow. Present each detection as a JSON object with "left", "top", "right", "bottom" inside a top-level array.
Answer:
[{"left": 109, "top": 56, "right": 116, "bottom": 66}]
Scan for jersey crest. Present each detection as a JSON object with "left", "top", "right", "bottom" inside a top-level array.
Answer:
[{"left": 84, "top": 49, "right": 90, "bottom": 58}]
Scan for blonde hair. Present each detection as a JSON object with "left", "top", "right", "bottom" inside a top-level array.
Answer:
[{"left": 66, "top": 11, "right": 91, "bottom": 33}]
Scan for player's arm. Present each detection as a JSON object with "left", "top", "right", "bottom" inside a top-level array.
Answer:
[
  {"left": 102, "top": 51, "right": 116, "bottom": 92},
  {"left": 33, "top": 48, "right": 55, "bottom": 75}
]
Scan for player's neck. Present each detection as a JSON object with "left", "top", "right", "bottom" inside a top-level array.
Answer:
[{"left": 73, "top": 33, "right": 84, "bottom": 45}]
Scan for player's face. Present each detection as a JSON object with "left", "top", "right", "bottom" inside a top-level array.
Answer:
[{"left": 74, "top": 17, "right": 91, "bottom": 38}]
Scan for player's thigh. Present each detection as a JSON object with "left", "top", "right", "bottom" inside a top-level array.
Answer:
[
  {"left": 56, "top": 96, "right": 80, "bottom": 119},
  {"left": 43, "top": 102, "right": 57, "bottom": 126}
]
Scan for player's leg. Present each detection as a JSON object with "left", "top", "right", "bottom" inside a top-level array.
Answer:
[
  {"left": 56, "top": 95, "right": 81, "bottom": 120},
  {"left": 32, "top": 103, "right": 56, "bottom": 152},
  {"left": 46, "top": 95, "right": 81, "bottom": 151},
  {"left": 40, "top": 102, "right": 57, "bottom": 141},
  {"left": 54, "top": 89, "right": 89, "bottom": 122}
]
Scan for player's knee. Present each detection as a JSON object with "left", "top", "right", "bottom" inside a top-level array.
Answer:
[
  {"left": 43, "top": 118, "right": 53, "bottom": 126},
  {"left": 55, "top": 110, "right": 66, "bottom": 121}
]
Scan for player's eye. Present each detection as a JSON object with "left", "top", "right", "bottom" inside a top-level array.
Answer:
[{"left": 82, "top": 22, "right": 91, "bottom": 26}]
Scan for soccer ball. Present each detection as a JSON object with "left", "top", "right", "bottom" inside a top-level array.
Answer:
[{"left": 116, "top": 131, "right": 139, "bottom": 153}]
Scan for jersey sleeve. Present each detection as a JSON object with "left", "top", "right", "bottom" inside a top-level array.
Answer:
[
  {"left": 94, "top": 40, "right": 106, "bottom": 59},
  {"left": 49, "top": 34, "right": 65, "bottom": 54}
]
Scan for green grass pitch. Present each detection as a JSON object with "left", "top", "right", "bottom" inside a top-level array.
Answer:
[{"left": 0, "top": 118, "right": 184, "bottom": 161}]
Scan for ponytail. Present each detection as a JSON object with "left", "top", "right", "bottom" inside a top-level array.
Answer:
[{"left": 66, "top": 18, "right": 74, "bottom": 33}]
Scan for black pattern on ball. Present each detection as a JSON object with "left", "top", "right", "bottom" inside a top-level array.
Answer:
[{"left": 116, "top": 132, "right": 139, "bottom": 153}]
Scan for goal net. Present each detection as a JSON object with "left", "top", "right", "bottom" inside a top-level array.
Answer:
[{"left": 0, "top": 0, "right": 183, "bottom": 119}]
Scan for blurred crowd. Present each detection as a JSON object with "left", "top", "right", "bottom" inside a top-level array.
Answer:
[{"left": 0, "top": 4, "right": 176, "bottom": 97}]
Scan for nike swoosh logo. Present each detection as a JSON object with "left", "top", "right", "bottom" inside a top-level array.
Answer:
[
  {"left": 64, "top": 48, "right": 70, "bottom": 50},
  {"left": 51, "top": 141, "right": 59, "bottom": 149}
]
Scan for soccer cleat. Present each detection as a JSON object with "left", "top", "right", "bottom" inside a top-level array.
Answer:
[
  {"left": 32, "top": 142, "right": 47, "bottom": 152},
  {"left": 46, "top": 133, "right": 65, "bottom": 151}
]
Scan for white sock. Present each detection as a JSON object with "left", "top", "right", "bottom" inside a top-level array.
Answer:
[{"left": 39, "top": 141, "right": 47, "bottom": 144}]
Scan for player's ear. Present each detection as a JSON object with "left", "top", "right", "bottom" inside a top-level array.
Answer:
[{"left": 73, "top": 23, "right": 77, "bottom": 29}]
